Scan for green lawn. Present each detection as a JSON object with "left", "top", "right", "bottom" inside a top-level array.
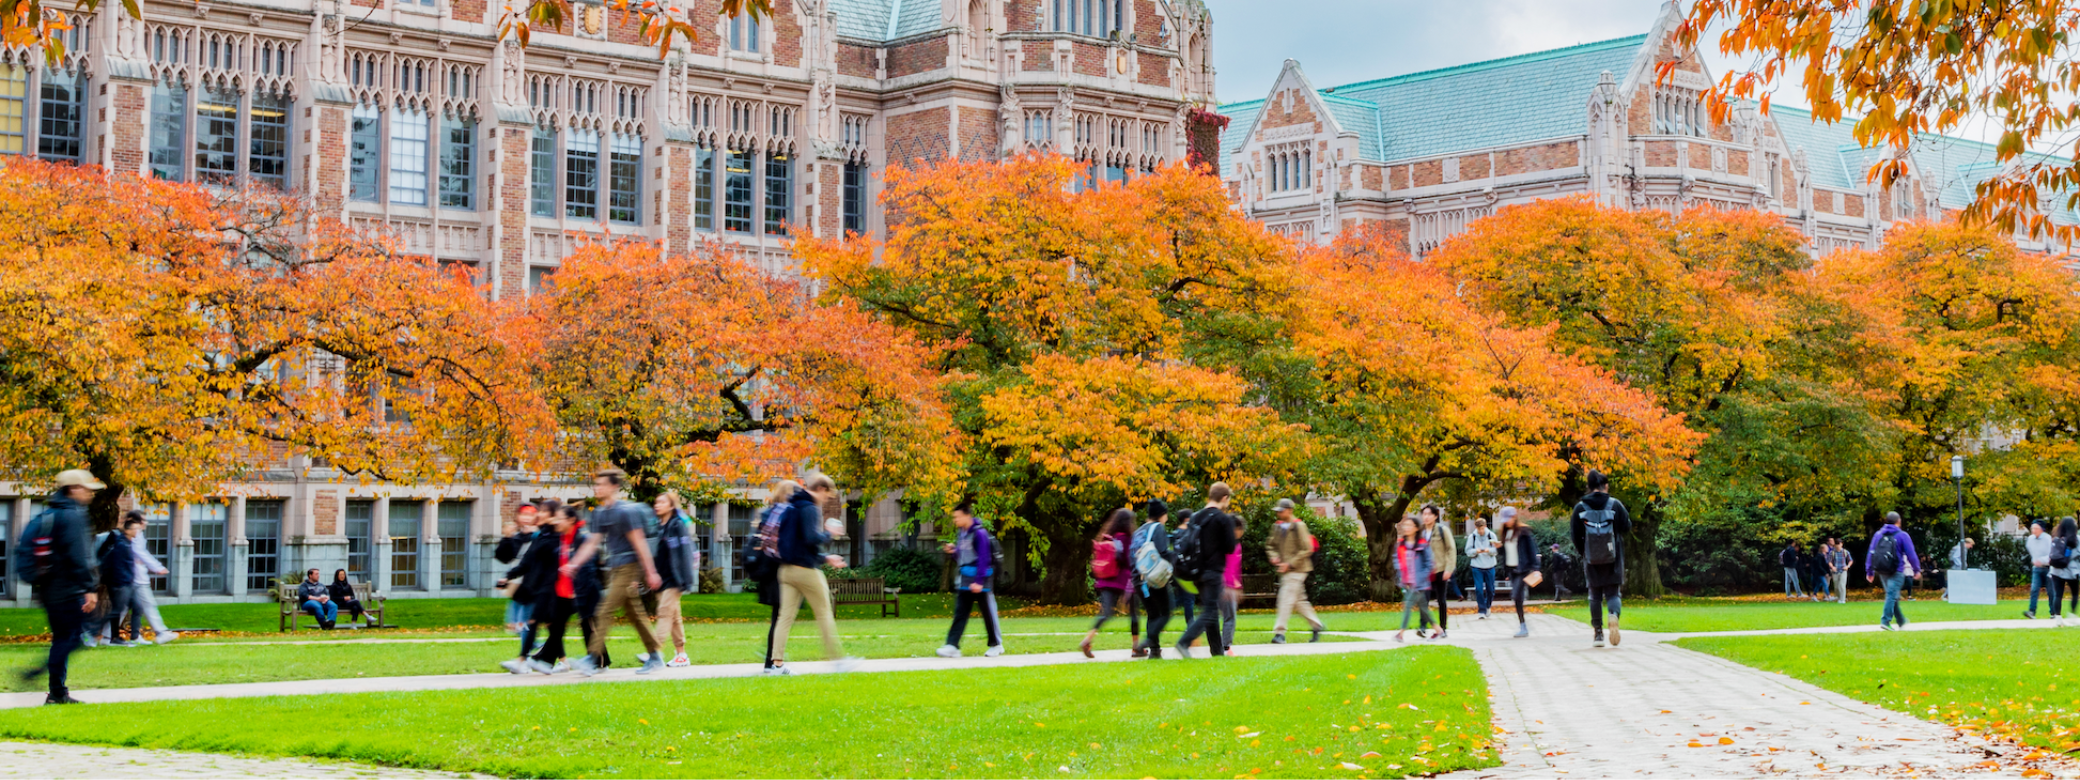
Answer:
[
  {"left": 0, "top": 647, "right": 1492, "bottom": 779},
  {"left": 1546, "top": 596, "right": 2031, "bottom": 633},
  {"left": 2, "top": 613, "right": 1370, "bottom": 692},
  {"left": 1679, "top": 629, "right": 2080, "bottom": 755}
]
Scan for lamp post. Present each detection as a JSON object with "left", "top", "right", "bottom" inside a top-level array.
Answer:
[{"left": 1951, "top": 455, "right": 1966, "bottom": 570}]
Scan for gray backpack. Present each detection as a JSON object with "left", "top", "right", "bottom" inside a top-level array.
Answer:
[{"left": 1578, "top": 500, "right": 1620, "bottom": 565}]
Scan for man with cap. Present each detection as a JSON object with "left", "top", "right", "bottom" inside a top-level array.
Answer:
[
  {"left": 17, "top": 470, "right": 103, "bottom": 704},
  {"left": 1265, "top": 498, "right": 1324, "bottom": 643}
]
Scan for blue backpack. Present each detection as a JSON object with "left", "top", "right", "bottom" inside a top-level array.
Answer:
[{"left": 13, "top": 508, "right": 55, "bottom": 584}]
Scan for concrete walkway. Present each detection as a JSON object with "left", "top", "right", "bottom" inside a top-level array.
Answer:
[
  {"left": 5, "top": 613, "right": 2068, "bottom": 778},
  {"left": 1443, "top": 613, "right": 2066, "bottom": 778}
]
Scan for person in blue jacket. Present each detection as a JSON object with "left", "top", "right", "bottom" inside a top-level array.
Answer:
[{"left": 937, "top": 502, "right": 1005, "bottom": 658}]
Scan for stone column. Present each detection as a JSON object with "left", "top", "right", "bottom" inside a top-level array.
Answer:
[
  {"left": 371, "top": 497, "right": 392, "bottom": 596},
  {"left": 227, "top": 496, "right": 250, "bottom": 598},
  {"left": 171, "top": 504, "right": 193, "bottom": 599},
  {"left": 7, "top": 498, "right": 28, "bottom": 603},
  {"left": 420, "top": 499, "right": 441, "bottom": 593},
  {"left": 712, "top": 502, "right": 733, "bottom": 593}
]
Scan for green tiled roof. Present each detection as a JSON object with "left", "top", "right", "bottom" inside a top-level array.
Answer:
[
  {"left": 1218, "top": 35, "right": 1646, "bottom": 167},
  {"left": 1216, "top": 99, "right": 1262, "bottom": 175},
  {"left": 1767, "top": 104, "right": 2078, "bottom": 222},
  {"left": 832, "top": 0, "right": 942, "bottom": 43}
]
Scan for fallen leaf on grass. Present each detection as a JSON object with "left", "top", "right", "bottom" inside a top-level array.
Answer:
[{"left": 1339, "top": 762, "right": 1365, "bottom": 771}]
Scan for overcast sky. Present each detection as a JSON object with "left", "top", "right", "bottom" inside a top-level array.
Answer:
[{"left": 1200, "top": 0, "right": 1690, "bottom": 105}]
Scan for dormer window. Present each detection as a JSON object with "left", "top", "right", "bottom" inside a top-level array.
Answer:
[
  {"left": 729, "top": 12, "right": 761, "bottom": 53},
  {"left": 1052, "top": 0, "right": 1121, "bottom": 38},
  {"left": 1654, "top": 88, "right": 1705, "bottom": 137}
]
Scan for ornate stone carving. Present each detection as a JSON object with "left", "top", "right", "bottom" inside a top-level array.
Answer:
[{"left": 998, "top": 84, "right": 1021, "bottom": 154}]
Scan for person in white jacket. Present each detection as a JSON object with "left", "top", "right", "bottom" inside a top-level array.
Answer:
[
  {"left": 1465, "top": 519, "right": 1500, "bottom": 619},
  {"left": 117, "top": 511, "right": 178, "bottom": 644},
  {"left": 2026, "top": 520, "right": 2054, "bottom": 620}
]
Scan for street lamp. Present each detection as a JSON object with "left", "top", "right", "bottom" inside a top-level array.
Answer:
[{"left": 1951, "top": 455, "right": 1966, "bottom": 570}]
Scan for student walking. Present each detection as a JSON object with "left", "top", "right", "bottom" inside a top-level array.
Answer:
[
  {"left": 1779, "top": 542, "right": 1808, "bottom": 600},
  {"left": 764, "top": 474, "right": 857, "bottom": 675},
  {"left": 750, "top": 481, "right": 793, "bottom": 669},
  {"left": 1571, "top": 470, "right": 1632, "bottom": 648},
  {"left": 650, "top": 491, "right": 699, "bottom": 668},
  {"left": 1174, "top": 483, "right": 1238, "bottom": 659},
  {"left": 84, "top": 518, "right": 138, "bottom": 647},
  {"left": 1393, "top": 518, "right": 1435, "bottom": 642},
  {"left": 1826, "top": 539, "right": 1852, "bottom": 604},
  {"left": 564, "top": 469, "right": 667, "bottom": 677},
  {"left": 1131, "top": 499, "right": 1177, "bottom": 659},
  {"left": 1266, "top": 499, "right": 1324, "bottom": 643},
  {"left": 16, "top": 470, "right": 102, "bottom": 705},
  {"left": 118, "top": 513, "right": 176, "bottom": 644},
  {"left": 1545, "top": 544, "right": 1575, "bottom": 600},
  {"left": 499, "top": 505, "right": 556, "bottom": 673},
  {"left": 1465, "top": 518, "right": 1499, "bottom": 619},
  {"left": 494, "top": 503, "right": 541, "bottom": 635},
  {"left": 1080, "top": 508, "right": 1140, "bottom": 657},
  {"left": 939, "top": 503, "right": 1005, "bottom": 658},
  {"left": 521, "top": 505, "right": 585, "bottom": 674},
  {"left": 2026, "top": 521, "right": 2054, "bottom": 619},
  {"left": 1419, "top": 505, "right": 1456, "bottom": 639},
  {"left": 2049, "top": 518, "right": 2077, "bottom": 626},
  {"left": 1496, "top": 507, "right": 1540, "bottom": 638},
  {"left": 1867, "top": 512, "right": 1923, "bottom": 630},
  {"left": 1219, "top": 514, "right": 1244, "bottom": 655}
]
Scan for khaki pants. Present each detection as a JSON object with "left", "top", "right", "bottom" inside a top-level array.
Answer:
[
  {"left": 653, "top": 588, "right": 685, "bottom": 652},
  {"left": 1832, "top": 571, "right": 1850, "bottom": 603},
  {"left": 589, "top": 563, "right": 662, "bottom": 660},
  {"left": 772, "top": 564, "right": 842, "bottom": 662},
  {"left": 1273, "top": 570, "right": 1322, "bottom": 633}
]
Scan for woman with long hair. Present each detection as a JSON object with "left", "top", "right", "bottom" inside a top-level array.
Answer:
[
  {"left": 1419, "top": 504, "right": 1456, "bottom": 639},
  {"left": 1080, "top": 508, "right": 1141, "bottom": 657},
  {"left": 650, "top": 490, "right": 699, "bottom": 668},
  {"left": 1496, "top": 507, "right": 1540, "bottom": 638},
  {"left": 2052, "top": 517, "right": 2079, "bottom": 626},
  {"left": 1394, "top": 517, "right": 1435, "bottom": 642},
  {"left": 753, "top": 479, "right": 799, "bottom": 670}
]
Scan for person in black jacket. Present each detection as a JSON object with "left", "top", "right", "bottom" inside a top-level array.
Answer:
[
  {"left": 19, "top": 470, "right": 103, "bottom": 705},
  {"left": 1496, "top": 507, "right": 1540, "bottom": 638},
  {"left": 519, "top": 505, "right": 586, "bottom": 674},
  {"left": 764, "top": 474, "right": 855, "bottom": 675},
  {"left": 1174, "top": 482, "right": 1237, "bottom": 659},
  {"left": 328, "top": 570, "right": 367, "bottom": 626},
  {"left": 1779, "top": 542, "right": 1808, "bottom": 600},
  {"left": 84, "top": 522, "right": 138, "bottom": 647},
  {"left": 494, "top": 503, "right": 542, "bottom": 635},
  {"left": 1570, "top": 470, "right": 1633, "bottom": 648}
]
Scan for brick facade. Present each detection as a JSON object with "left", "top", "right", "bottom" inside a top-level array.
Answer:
[{"left": 886, "top": 35, "right": 950, "bottom": 78}]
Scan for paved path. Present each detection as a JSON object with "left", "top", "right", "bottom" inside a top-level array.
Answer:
[
  {"left": 6, "top": 613, "right": 2069, "bottom": 778},
  {"left": 1443, "top": 614, "right": 2066, "bottom": 778},
  {"left": 0, "top": 741, "right": 487, "bottom": 778}
]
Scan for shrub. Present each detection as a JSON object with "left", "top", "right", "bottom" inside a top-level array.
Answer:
[
  {"left": 860, "top": 544, "right": 945, "bottom": 594},
  {"left": 1235, "top": 503, "right": 1371, "bottom": 606}
]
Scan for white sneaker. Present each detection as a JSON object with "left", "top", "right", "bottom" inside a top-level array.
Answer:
[
  {"left": 79, "top": 635, "right": 97, "bottom": 649},
  {"left": 500, "top": 659, "right": 529, "bottom": 674},
  {"left": 666, "top": 653, "right": 690, "bottom": 668},
  {"left": 762, "top": 665, "right": 793, "bottom": 676},
  {"left": 550, "top": 660, "right": 572, "bottom": 673},
  {"left": 935, "top": 645, "right": 962, "bottom": 658},
  {"left": 527, "top": 659, "right": 556, "bottom": 675},
  {"left": 984, "top": 645, "right": 1004, "bottom": 658},
  {"left": 153, "top": 631, "right": 180, "bottom": 645}
]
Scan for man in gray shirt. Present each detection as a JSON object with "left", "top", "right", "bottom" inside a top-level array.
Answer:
[{"left": 562, "top": 468, "right": 664, "bottom": 676}]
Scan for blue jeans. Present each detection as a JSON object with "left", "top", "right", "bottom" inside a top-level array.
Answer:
[
  {"left": 302, "top": 599, "right": 338, "bottom": 624},
  {"left": 1881, "top": 572, "right": 1908, "bottom": 626},
  {"left": 1472, "top": 566, "right": 1496, "bottom": 613},
  {"left": 1784, "top": 567, "right": 1806, "bottom": 597},
  {"left": 2030, "top": 567, "right": 2050, "bottom": 614}
]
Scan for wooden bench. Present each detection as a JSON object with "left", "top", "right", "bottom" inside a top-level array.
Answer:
[
  {"left": 277, "top": 581, "right": 387, "bottom": 631},
  {"left": 829, "top": 576, "right": 901, "bottom": 617},
  {"left": 1239, "top": 573, "right": 1278, "bottom": 608}
]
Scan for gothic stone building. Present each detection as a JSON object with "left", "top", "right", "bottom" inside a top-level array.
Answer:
[
  {"left": 0, "top": 0, "right": 1216, "bottom": 605},
  {"left": 1218, "top": 3, "right": 2075, "bottom": 260}
]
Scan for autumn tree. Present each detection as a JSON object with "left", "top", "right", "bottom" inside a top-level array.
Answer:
[
  {"left": 523, "top": 240, "right": 960, "bottom": 506},
  {"left": 1288, "top": 224, "right": 1700, "bottom": 600},
  {"left": 1676, "top": 0, "right": 2080, "bottom": 243},
  {"left": 797, "top": 156, "right": 1304, "bottom": 604},
  {"left": 1428, "top": 198, "right": 1897, "bottom": 595},
  {"left": 0, "top": 158, "right": 546, "bottom": 529},
  {"left": 1813, "top": 223, "right": 2080, "bottom": 537}
]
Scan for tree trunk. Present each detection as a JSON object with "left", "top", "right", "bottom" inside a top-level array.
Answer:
[
  {"left": 1355, "top": 489, "right": 1420, "bottom": 603},
  {"left": 1626, "top": 500, "right": 1667, "bottom": 599},
  {"left": 86, "top": 456, "right": 124, "bottom": 534},
  {"left": 1036, "top": 513, "right": 1094, "bottom": 605}
]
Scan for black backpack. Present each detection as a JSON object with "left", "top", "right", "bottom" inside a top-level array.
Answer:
[
  {"left": 1172, "top": 509, "right": 1212, "bottom": 582},
  {"left": 1869, "top": 532, "right": 1901, "bottom": 576},
  {"left": 2051, "top": 536, "right": 2072, "bottom": 570},
  {"left": 13, "top": 508, "right": 55, "bottom": 585},
  {"left": 1578, "top": 500, "right": 1620, "bottom": 565}
]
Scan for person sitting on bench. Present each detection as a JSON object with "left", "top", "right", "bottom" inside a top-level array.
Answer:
[
  {"left": 298, "top": 569, "right": 338, "bottom": 629},
  {"left": 329, "top": 569, "right": 368, "bottom": 626}
]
